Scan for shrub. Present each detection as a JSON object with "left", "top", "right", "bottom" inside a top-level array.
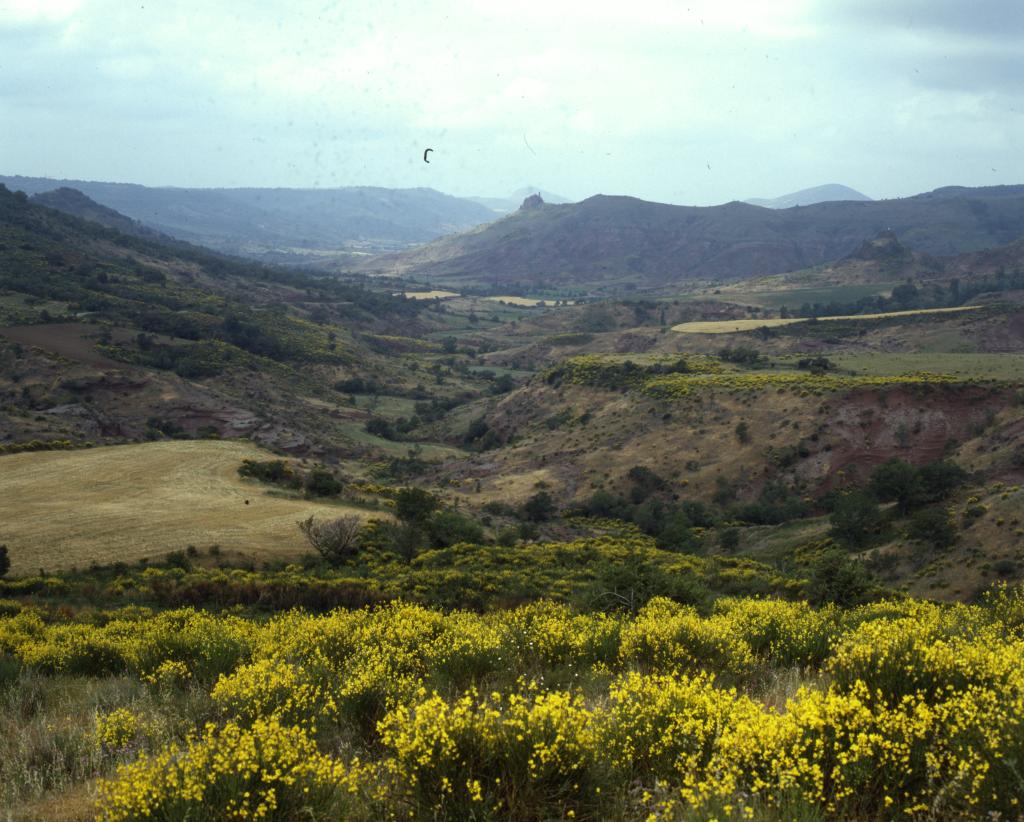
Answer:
[
  {"left": 866, "top": 458, "right": 920, "bottom": 512},
  {"left": 395, "top": 487, "right": 439, "bottom": 525},
  {"left": 426, "top": 510, "right": 485, "bottom": 548},
  {"left": 807, "top": 550, "right": 871, "bottom": 607},
  {"left": 520, "top": 491, "right": 556, "bottom": 523},
  {"left": 908, "top": 506, "right": 957, "bottom": 550},
  {"left": 304, "top": 468, "right": 342, "bottom": 497},
  {"left": 237, "top": 459, "right": 291, "bottom": 484},
  {"left": 626, "top": 465, "right": 666, "bottom": 503},
  {"left": 830, "top": 490, "right": 883, "bottom": 549},
  {"left": 96, "top": 717, "right": 356, "bottom": 820},
  {"left": 365, "top": 417, "right": 397, "bottom": 440},
  {"left": 0, "top": 545, "right": 8, "bottom": 579},
  {"left": 297, "top": 515, "right": 363, "bottom": 565}
]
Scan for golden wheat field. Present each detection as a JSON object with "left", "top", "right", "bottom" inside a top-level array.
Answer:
[
  {"left": 0, "top": 441, "right": 367, "bottom": 574},
  {"left": 671, "top": 304, "right": 981, "bottom": 334},
  {"left": 483, "top": 295, "right": 554, "bottom": 307}
]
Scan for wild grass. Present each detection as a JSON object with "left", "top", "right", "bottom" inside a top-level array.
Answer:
[{"left": 0, "top": 667, "right": 216, "bottom": 817}]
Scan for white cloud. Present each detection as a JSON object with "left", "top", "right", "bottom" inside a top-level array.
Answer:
[
  {"left": 0, "top": 0, "right": 81, "bottom": 23},
  {"left": 0, "top": 0, "right": 1020, "bottom": 202}
]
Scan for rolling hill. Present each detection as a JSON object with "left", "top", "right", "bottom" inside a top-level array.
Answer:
[
  {"left": 0, "top": 175, "right": 499, "bottom": 260},
  {"left": 0, "top": 183, "right": 439, "bottom": 456},
  {"left": 359, "top": 185, "right": 1024, "bottom": 291},
  {"left": 712, "top": 229, "right": 1024, "bottom": 304},
  {"left": 745, "top": 183, "right": 872, "bottom": 209}
]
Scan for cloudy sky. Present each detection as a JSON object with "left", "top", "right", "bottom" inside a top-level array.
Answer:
[{"left": 1, "top": 0, "right": 1021, "bottom": 205}]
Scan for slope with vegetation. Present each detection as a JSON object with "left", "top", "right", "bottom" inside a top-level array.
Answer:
[
  {"left": 2, "top": 175, "right": 499, "bottom": 260},
  {"left": 0, "top": 184, "right": 519, "bottom": 459},
  {"left": 4, "top": 172, "right": 1024, "bottom": 818},
  {"left": 360, "top": 185, "right": 1024, "bottom": 291}
]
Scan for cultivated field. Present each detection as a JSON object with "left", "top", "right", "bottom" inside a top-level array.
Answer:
[
  {"left": 725, "top": 282, "right": 899, "bottom": 309},
  {"left": 399, "top": 290, "right": 461, "bottom": 300},
  {"left": 672, "top": 305, "right": 981, "bottom": 334},
  {"left": 832, "top": 351, "right": 1024, "bottom": 380},
  {"left": 484, "top": 295, "right": 555, "bottom": 307},
  {"left": 0, "top": 440, "right": 368, "bottom": 574}
]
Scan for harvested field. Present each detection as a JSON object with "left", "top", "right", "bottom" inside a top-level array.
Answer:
[
  {"left": 671, "top": 305, "right": 981, "bottom": 334},
  {"left": 484, "top": 295, "right": 554, "bottom": 307},
  {"left": 0, "top": 440, "right": 370, "bottom": 574},
  {"left": 399, "top": 290, "right": 461, "bottom": 300}
]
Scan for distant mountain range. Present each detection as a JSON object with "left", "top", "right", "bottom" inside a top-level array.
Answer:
[
  {"left": 745, "top": 183, "right": 872, "bottom": 209},
  {"left": 0, "top": 175, "right": 499, "bottom": 260},
  {"left": 468, "top": 187, "right": 573, "bottom": 213},
  {"left": 359, "top": 186, "right": 1024, "bottom": 289}
]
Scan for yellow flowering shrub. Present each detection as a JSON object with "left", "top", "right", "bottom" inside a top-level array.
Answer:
[
  {"left": 619, "top": 597, "right": 756, "bottom": 680},
  {"left": 211, "top": 659, "right": 339, "bottom": 729},
  {"left": 19, "top": 622, "right": 129, "bottom": 676},
  {"left": 828, "top": 611, "right": 1018, "bottom": 703},
  {"left": 492, "top": 600, "right": 619, "bottom": 670},
  {"left": 96, "top": 716, "right": 359, "bottom": 821},
  {"left": 712, "top": 597, "right": 839, "bottom": 667},
  {"left": 597, "top": 671, "right": 748, "bottom": 779},
  {"left": 378, "top": 686, "right": 597, "bottom": 818},
  {"left": 95, "top": 708, "right": 146, "bottom": 753}
]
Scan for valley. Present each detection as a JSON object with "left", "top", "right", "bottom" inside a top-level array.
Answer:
[
  {"left": 8, "top": 4, "right": 1024, "bottom": 818},
  {"left": 3, "top": 176, "right": 1024, "bottom": 820}
]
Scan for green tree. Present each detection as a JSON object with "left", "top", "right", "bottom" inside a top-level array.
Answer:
[
  {"left": 734, "top": 421, "right": 750, "bottom": 444},
  {"left": 304, "top": 469, "right": 342, "bottom": 497},
  {"left": 395, "top": 487, "right": 439, "bottom": 525},
  {"left": 0, "top": 545, "right": 9, "bottom": 578},
  {"left": 830, "top": 490, "right": 883, "bottom": 549},
  {"left": 656, "top": 511, "right": 699, "bottom": 552},
  {"left": 918, "top": 461, "right": 968, "bottom": 503},
  {"left": 907, "top": 506, "right": 957, "bottom": 550},
  {"left": 870, "top": 458, "right": 924, "bottom": 514},
  {"left": 627, "top": 465, "right": 666, "bottom": 503},
  {"left": 427, "top": 510, "right": 485, "bottom": 548},
  {"left": 719, "top": 528, "right": 740, "bottom": 552},
  {"left": 521, "top": 491, "right": 556, "bottom": 522},
  {"left": 807, "top": 550, "right": 871, "bottom": 607}
]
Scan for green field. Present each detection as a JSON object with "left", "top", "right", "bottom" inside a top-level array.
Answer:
[
  {"left": 830, "top": 352, "right": 1024, "bottom": 380},
  {"left": 733, "top": 282, "right": 900, "bottom": 309}
]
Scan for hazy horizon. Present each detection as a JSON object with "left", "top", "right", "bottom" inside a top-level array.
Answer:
[{"left": 2, "top": 0, "right": 1022, "bottom": 206}]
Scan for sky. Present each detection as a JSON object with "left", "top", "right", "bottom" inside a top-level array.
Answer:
[{"left": 1, "top": 0, "right": 1022, "bottom": 205}]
